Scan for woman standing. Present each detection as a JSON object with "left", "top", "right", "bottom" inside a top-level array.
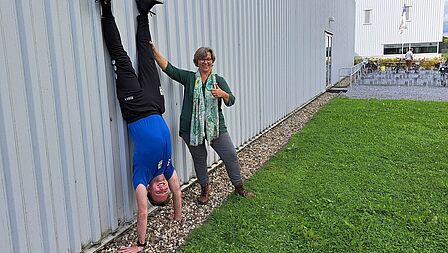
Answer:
[{"left": 150, "top": 43, "right": 255, "bottom": 204}]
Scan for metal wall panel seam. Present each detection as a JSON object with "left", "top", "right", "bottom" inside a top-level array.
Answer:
[
  {"left": 273, "top": 0, "right": 278, "bottom": 122},
  {"left": 249, "top": 0, "right": 257, "bottom": 139},
  {"left": 0, "top": 151, "right": 14, "bottom": 253},
  {"left": 157, "top": 3, "right": 172, "bottom": 181},
  {"left": 56, "top": 0, "right": 95, "bottom": 246},
  {"left": 158, "top": 2, "right": 174, "bottom": 146},
  {"left": 176, "top": 0, "right": 195, "bottom": 173},
  {"left": 14, "top": 0, "right": 48, "bottom": 251},
  {"left": 171, "top": 0, "right": 194, "bottom": 182},
  {"left": 44, "top": 0, "right": 83, "bottom": 251},
  {"left": 164, "top": 0, "right": 180, "bottom": 183},
  {"left": 256, "top": 0, "right": 262, "bottom": 137},
  {"left": 21, "top": 2, "right": 55, "bottom": 251},
  {"left": 23, "top": 0, "right": 60, "bottom": 251},
  {"left": 266, "top": 0, "right": 272, "bottom": 127},
  {"left": 60, "top": 0, "right": 96, "bottom": 248},
  {"left": 238, "top": 0, "right": 245, "bottom": 144},
  {"left": 257, "top": 0, "right": 264, "bottom": 133},
  {"left": 248, "top": 0, "right": 260, "bottom": 138},
  {"left": 161, "top": 1, "right": 192, "bottom": 183},
  {"left": 82, "top": 0, "right": 106, "bottom": 241},
  {"left": 68, "top": 0, "right": 103, "bottom": 245},
  {"left": 259, "top": 0, "right": 265, "bottom": 132},
  {"left": 232, "top": 0, "right": 241, "bottom": 148},
  {"left": 115, "top": 1, "right": 134, "bottom": 223},
  {"left": 54, "top": 3, "right": 90, "bottom": 245},
  {"left": 244, "top": 0, "right": 251, "bottom": 146},
  {"left": 38, "top": 0, "right": 72, "bottom": 249},
  {"left": 237, "top": 0, "right": 245, "bottom": 146},
  {"left": 199, "top": 0, "right": 207, "bottom": 46},
  {"left": 207, "top": 0, "right": 219, "bottom": 162},
  {"left": 0, "top": 2, "right": 19, "bottom": 251},
  {"left": 248, "top": 0, "right": 256, "bottom": 141},
  {"left": 269, "top": 0, "right": 274, "bottom": 123},
  {"left": 266, "top": 0, "right": 271, "bottom": 129},
  {"left": 240, "top": 1, "right": 250, "bottom": 143}
]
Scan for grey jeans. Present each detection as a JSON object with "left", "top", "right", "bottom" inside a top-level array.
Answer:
[{"left": 181, "top": 132, "right": 242, "bottom": 186}]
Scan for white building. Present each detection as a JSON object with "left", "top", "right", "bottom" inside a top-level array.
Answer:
[
  {"left": 0, "top": 0, "right": 355, "bottom": 252},
  {"left": 355, "top": 0, "right": 444, "bottom": 58}
]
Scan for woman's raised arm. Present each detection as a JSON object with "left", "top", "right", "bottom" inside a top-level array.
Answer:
[{"left": 149, "top": 41, "right": 168, "bottom": 70}]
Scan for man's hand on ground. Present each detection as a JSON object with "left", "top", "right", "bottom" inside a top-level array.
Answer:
[
  {"left": 118, "top": 245, "right": 144, "bottom": 253},
  {"left": 169, "top": 212, "right": 182, "bottom": 222}
]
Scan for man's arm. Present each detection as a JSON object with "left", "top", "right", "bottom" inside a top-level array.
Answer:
[
  {"left": 118, "top": 184, "right": 148, "bottom": 253},
  {"left": 167, "top": 170, "right": 182, "bottom": 220}
]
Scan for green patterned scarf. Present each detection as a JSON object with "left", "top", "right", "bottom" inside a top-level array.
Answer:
[{"left": 190, "top": 71, "right": 219, "bottom": 146}]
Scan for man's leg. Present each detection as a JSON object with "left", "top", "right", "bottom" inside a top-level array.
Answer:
[
  {"left": 100, "top": 2, "right": 142, "bottom": 97},
  {"left": 135, "top": 9, "right": 165, "bottom": 116},
  {"left": 136, "top": 13, "right": 163, "bottom": 95}
]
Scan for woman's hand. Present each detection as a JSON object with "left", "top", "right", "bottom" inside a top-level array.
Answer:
[
  {"left": 149, "top": 41, "right": 168, "bottom": 70},
  {"left": 211, "top": 84, "right": 229, "bottom": 104},
  {"left": 211, "top": 84, "right": 225, "bottom": 98},
  {"left": 149, "top": 41, "right": 156, "bottom": 51}
]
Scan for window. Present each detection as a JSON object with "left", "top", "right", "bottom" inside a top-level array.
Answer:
[
  {"left": 364, "top": 9, "right": 372, "bottom": 24},
  {"left": 383, "top": 42, "right": 438, "bottom": 55}
]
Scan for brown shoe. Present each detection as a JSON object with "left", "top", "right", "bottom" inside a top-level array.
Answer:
[
  {"left": 234, "top": 183, "right": 256, "bottom": 198},
  {"left": 197, "top": 183, "right": 209, "bottom": 205}
]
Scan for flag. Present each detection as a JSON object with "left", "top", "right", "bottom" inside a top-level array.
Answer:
[{"left": 399, "top": 4, "right": 407, "bottom": 34}]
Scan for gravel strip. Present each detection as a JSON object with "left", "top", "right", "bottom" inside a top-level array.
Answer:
[{"left": 96, "top": 92, "right": 337, "bottom": 253}]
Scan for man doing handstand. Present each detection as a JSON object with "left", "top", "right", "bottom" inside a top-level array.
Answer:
[{"left": 99, "top": 0, "right": 181, "bottom": 252}]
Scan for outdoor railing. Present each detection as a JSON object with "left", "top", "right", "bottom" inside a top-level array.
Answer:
[{"left": 338, "top": 62, "right": 364, "bottom": 86}]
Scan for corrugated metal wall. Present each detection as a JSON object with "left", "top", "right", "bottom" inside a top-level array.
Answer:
[
  {"left": 355, "top": 0, "right": 444, "bottom": 57},
  {"left": 0, "top": 0, "right": 355, "bottom": 252}
]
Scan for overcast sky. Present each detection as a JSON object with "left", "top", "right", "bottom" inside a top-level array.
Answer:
[{"left": 445, "top": 0, "right": 448, "bottom": 34}]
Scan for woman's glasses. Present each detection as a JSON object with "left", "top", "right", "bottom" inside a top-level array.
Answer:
[{"left": 199, "top": 58, "right": 213, "bottom": 63}]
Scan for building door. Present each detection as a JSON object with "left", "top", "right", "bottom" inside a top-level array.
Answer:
[{"left": 325, "top": 32, "right": 333, "bottom": 86}]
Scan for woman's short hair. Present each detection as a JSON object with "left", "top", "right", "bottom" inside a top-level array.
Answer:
[{"left": 193, "top": 47, "right": 216, "bottom": 67}]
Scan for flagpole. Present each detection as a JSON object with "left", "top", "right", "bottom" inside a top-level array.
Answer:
[
  {"left": 399, "top": 3, "right": 406, "bottom": 70},
  {"left": 401, "top": 34, "right": 404, "bottom": 58}
]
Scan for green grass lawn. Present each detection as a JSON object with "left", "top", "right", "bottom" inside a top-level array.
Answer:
[{"left": 179, "top": 98, "right": 448, "bottom": 253}]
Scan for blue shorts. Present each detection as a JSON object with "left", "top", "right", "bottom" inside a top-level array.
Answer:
[{"left": 128, "top": 114, "right": 175, "bottom": 189}]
